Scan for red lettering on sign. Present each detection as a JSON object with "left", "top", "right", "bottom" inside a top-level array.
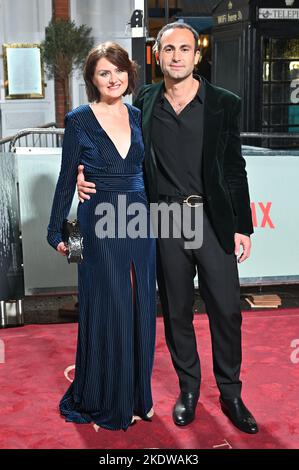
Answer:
[
  {"left": 250, "top": 202, "right": 257, "bottom": 227},
  {"left": 250, "top": 202, "right": 275, "bottom": 228},
  {"left": 259, "top": 202, "right": 275, "bottom": 228}
]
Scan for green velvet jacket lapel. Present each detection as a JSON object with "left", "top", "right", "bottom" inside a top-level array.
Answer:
[
  {"left": 202, "top": 80, "right": 224, "bottom": 186},
  {"left": 140, "top": 81, "right": 163, "bottom": 156}
]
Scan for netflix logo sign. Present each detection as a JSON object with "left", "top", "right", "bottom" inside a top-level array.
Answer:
[{"left": 250, "top": 202, "right": 275, "bottom": 229}]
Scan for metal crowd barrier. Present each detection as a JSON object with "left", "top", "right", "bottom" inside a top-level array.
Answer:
[
  {"left": 242, "top": 133, "right": 299, "bottom": 138},
  {"left": 8, "top": 127, "right": 64, "bottom": 152},
  {"left": 0, "top": 123, "right": 59, "bottom": 153}
]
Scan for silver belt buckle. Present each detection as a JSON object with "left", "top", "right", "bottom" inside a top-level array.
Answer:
[{"left": 183, "top": 195, "right": 203, "bottom": 208}]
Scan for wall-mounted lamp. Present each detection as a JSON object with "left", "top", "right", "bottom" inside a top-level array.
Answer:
[{"left": 198, "top": 35, "right": 209, "bottom": 49}]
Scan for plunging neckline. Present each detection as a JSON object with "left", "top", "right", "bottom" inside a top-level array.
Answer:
[{"left": 88, "top": 103, "right": 132, "bottom": 160}]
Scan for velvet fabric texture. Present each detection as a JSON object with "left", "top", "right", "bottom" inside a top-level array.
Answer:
[{"left": 134, "top": 78, "right": 253, "bottom": 253}]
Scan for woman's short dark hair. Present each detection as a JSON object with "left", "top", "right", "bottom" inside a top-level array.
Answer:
[{"left": 84, "top": 42, "right": 138, "bottom": 102}]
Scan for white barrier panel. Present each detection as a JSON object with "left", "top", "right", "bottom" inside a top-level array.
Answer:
[
  {"left": 15, "top": 149, "right": 299, "bottom": 293},
  {"left": 238, "top": 154, "right": 299, "bottom": 284},
  {"left": 16, "top": 150, "right": 78, "bottom": 294}
]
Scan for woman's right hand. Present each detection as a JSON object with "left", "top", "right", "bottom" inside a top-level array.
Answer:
[{"left": 57, "top": 242, "right": 68, "bottom": 256}]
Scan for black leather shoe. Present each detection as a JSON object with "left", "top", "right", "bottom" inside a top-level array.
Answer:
[
  {"left": 220, "top": 397, "right": 259, "bottom": 434},
  {"left": 173, "top": 392, "right": 199, "bottom": 426}
]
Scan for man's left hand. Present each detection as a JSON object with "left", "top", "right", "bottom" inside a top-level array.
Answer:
[{"left": 234, "top": 233, "right": 251, "bottom": 263}]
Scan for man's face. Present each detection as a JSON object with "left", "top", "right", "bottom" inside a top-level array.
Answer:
[{"left": 157, "top": 28, "right": 200, "bottom": 81}]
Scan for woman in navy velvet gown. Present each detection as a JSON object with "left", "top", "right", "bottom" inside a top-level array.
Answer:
[{"left": 47, "top": 42, "right": 156, "bottom": 431}]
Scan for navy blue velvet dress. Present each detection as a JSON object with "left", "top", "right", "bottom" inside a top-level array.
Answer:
[{"left": 47, "top": 104, "right": 156, "bottom": 431}]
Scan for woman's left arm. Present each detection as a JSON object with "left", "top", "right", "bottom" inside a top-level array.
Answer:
[{"left": 47, "top": 114, "right": 81, "bottom": 250}]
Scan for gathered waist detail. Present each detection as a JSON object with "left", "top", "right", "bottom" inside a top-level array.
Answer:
[{"left": 85, "top": 172, "right": 145, "bottom": 192}]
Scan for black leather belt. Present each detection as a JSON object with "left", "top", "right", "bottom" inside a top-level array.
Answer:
[{"left": 159, "top": 194, "right": 204, "bottom": 207}]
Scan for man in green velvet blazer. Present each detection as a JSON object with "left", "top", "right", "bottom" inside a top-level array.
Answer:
[
  {"left": 77, "top": 22, "right": 258, "bottom": 434},
  {"left": 134, "top": 75, "right": 253, "bottom": 256}
]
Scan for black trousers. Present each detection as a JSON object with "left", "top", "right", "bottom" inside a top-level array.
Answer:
[{"left": 156, "top": 208, "right": 242, "bottom": 399}]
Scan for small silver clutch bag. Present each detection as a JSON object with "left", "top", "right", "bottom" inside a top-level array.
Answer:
[{"left": 62, "top": 219, "right": 83, "bottom": 264}]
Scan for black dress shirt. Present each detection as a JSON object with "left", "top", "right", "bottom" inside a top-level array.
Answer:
[{"left": 151, "top": 75, "right": 205, "bottom": 197}]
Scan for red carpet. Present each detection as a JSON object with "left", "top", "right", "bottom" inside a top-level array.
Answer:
[{"left": 1, "top": 309, "right": 299, "bottom": 449}]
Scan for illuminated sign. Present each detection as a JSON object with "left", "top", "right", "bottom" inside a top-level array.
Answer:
[
  {"left": 217, "top": 10, "right": 243, "bottom": 24},
  {"left": 259, "top": 8, "right": 299, "bottom": 19}
]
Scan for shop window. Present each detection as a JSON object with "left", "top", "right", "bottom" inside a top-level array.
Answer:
[{"left": 262, "top": 37, "right": 299, "bottom": 143}]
